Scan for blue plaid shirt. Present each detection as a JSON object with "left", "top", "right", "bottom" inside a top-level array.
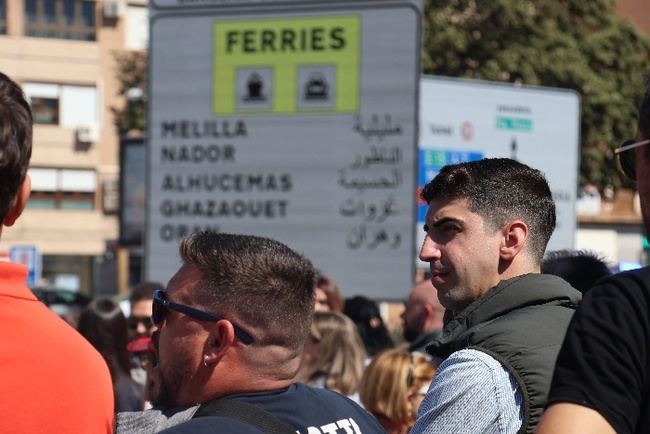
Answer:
[{"left": 411, "top": 349, "right": 524, "bottom": 434}]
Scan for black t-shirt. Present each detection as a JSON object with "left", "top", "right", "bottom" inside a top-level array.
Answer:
[
  {"left": 221, "top": 383, "right": 385, "bottom": 434},
  {"left": 547, "top": 267, "right": 650, "bottom": 434}
]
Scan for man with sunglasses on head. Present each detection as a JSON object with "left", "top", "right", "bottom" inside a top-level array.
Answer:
[
  {"left": 128, "top": 282, "right": 162, "bottom": 340},
  {"left": 126, "top": 282, "right": 163, "bottom": 393},
  {"left": 0, "top": 72, "right": 114, "bottom": 432},
  {"left": 537, "top": 80, "right": 650, "bottom": 434},
  {"left": 116, "top": 231, "right": 385, "bottom": 434}
]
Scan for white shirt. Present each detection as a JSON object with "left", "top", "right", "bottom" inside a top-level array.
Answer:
[{"left": 410, "top": 349, "right": 524, "bottom": 434}]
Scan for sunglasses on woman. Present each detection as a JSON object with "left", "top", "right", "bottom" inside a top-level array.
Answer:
[
  {"left": 152, "top": 289, "right": 254, "bottom": 345},
  {"left": 616, "top": 138, "right": 650, "bottom": 181}
]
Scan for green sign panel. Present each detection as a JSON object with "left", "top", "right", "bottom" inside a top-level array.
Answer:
[
  {"left": 496, "top": 116, "right": 533, "bottom": 132},
  {"left": 213, "top": 16, "right": 360, "bottom": 115}
]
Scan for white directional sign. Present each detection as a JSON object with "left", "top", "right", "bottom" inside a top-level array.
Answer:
[
  {"left": 147, "top": 1, "right": 420, "bottom": 299},
  {"left": 418, "top": 76, "right": 581, "bottom": 254},
  {"left": 9, "top": 245, "right": 42, "bottom": 288}
]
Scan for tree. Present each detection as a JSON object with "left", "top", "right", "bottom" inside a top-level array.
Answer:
[
  {"left": 112, "top": 51, "right": 147, "bottom": 136},
  {"left": 422, "top": 0, "right": 650, "bottom": 192}
]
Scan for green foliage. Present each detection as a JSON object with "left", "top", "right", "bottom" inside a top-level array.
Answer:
[
  {"left": 422, "top": 0, "right": 650, "bottom": 192},
  {"left": 111, "top": 51, "right": 148, "bottom": 135}
]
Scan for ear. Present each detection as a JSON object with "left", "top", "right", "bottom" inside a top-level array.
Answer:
[
  {"left": 4, "top": 175, "right": 31, "bottom": 227},
  {"left": 499, "top": 220, "right": 528, "bottom": 262},
  {"left": 203, "top": 319, "right": 237, "bottom": 367},
  {"left": 422, "top": 303, "right": 434, "bottom": 320}
]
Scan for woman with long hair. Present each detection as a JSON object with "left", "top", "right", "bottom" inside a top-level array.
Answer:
[
  {"left": 78, "top": 297, "right": 144, "bottom": 412},
  {"left": 296, "top": 311, "right": 366, "bottom": 400}
]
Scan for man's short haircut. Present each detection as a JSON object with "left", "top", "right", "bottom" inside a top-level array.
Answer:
[
  {"left": 0, "top": 73, "right": 32, "bottom": 223},
  {"left": 179, "top": 231, "right": 315, "bottom": 350},
  {"left": 421, "top": 158, "right": 556, "bottom": 262},
  {"left": 129, "top": 281, "right": 164, "bottom": 305}
]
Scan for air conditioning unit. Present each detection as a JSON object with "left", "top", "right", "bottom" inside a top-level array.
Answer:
[
  {"left": 103, "top": 1, "right": 125, "bottom": 19},
  {"left": 75, "top": 125, "right": 100, "bottom": 144}
]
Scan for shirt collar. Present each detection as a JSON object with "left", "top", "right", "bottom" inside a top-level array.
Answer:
[{"left": 0, "top": 262, "right": 36, "bottom": 300}]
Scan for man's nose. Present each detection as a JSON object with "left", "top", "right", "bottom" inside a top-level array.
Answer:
[{"left": 419, "top": 235, "right": 441, "bottom": 262}]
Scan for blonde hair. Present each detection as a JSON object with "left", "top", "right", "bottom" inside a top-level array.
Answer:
[
  {"left": 359, "top": 349, "right": 414, "bottom": 426},
  {"left": 296, "top": 312, "right": 366, "bottom": 396},
  {"left": 409, "top": 353, "right": 436, "bottom": 398},
  {"left": 359, "top": 350, "right": 437, "bottom": 430}
]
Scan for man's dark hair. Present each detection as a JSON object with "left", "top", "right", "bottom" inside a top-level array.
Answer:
[
  {"left": 0, "top": 73, "right": 32, "bottom": 223},
  {"left": 129, "top": 281, "right": 164, "bottom": 305},
  {"left": 542, "top": 249, "right": 611, "bottom": 294},
  {"left": 420, "top": 158, "right": 556, "bottom": 262},
  {"left": 180, "top": 231, "right": 315, "bottom": 350},
  {"left": 343, "top": 296, "right": 394, "bottom": 357}
]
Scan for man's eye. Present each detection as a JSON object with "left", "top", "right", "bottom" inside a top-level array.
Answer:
[{"left": 443, "top": 224, "right": 460, "bottom": 233}]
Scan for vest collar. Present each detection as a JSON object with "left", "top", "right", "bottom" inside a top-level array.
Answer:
[{"left": 427, "top": 273, "right": 580, "bottom": 358}]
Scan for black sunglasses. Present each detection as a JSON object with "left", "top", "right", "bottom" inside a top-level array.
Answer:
[
  {"left": 128, "top": 315, "right": 153, "bottom": 330},
  {"left": 152, "top": 290, "right": 254, "bottom": 345},
  {"left": 616, "top": 139, "right": 650, "bottom": 181}
]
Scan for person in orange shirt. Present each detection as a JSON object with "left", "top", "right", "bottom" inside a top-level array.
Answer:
[{"left": 0, "top": 72, "right": 114, "bottom": 433}]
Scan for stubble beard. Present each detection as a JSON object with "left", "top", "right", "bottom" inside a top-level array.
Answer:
[{"left": 150, "top": 351, "right": 195, "bottom": 408}]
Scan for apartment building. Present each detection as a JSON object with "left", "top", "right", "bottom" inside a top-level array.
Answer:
[
  {"left": 0, "top": 0, "right": 147, "bottom": 294},
  {"left": 618, "top": 0, "right": 650, "bottom": 35}
]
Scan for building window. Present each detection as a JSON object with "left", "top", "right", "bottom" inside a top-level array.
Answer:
[
  {"left": 22, "top": 82, "right": 98, "bottom": 128},
  {"left": 31, "top": 97, "right": 59, "bottom": 124},
  {"left": 25, "top": 0, "right": 95, "bottom": 41},
  {"left": 0, "top": 0, "right": 6, "bottom": 34},
  {"left": 27, "top": 168, "right": 96, "bottom": 210}
]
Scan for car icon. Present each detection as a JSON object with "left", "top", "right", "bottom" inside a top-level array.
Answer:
[{"left": 305, "top": 73, "right": 329, "bottom": 100}]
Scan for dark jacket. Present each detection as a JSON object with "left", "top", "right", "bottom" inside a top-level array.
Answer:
[
  {"left": 408, "top": 329, "right": 442, "bottom": 354},
  {"left": 427, "top": 273, "right": 581, "bottom": 434}
]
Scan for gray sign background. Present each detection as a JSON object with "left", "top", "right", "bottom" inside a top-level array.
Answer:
[{"left": 146, "top": 2, "right": 420, "bottom": 299}]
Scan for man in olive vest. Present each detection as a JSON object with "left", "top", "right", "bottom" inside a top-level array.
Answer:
[{"left": 410, "top": 158, "right": 581, "bottom": 434}]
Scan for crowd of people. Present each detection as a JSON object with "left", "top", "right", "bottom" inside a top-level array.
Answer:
[{"left": 1, "top": 70, "right": 650, "bottom": 434}]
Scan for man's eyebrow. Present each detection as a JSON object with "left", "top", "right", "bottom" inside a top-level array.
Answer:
[{"left": 431, "top": 216, "right": 463, "bottom": 227}]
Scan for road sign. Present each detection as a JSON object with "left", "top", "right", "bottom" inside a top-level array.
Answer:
[
  {"left": 147, "top": 0, "right": 420, "bottom": 299},
  {"left": 419, "top": 76, "right": 581, "bottom": 253},
  {"left": 9, "top": 245, "right": 42, "bottom": 287}
]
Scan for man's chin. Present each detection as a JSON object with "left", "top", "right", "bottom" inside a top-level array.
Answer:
[
  {"left": 151, "top": 380, "right": 176, "bottom": 408},
  {"left": 148, "top": 365, "right": 178, "bottom": 408}
]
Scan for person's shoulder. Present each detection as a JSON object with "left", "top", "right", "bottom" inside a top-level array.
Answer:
[
  {"left": 290, "top": 383, "right": 384, "bottom": 429},
  {"left": 156, "top": 417, "right": 265, "bottom": 434},
  {"left": 586, "top": 266, "right": 650, "bottom": 305},
  {"left": 291, "top": 382, "right": 357, "bottom": 405},
  {"left": 604, "top": 266, "right": 650, "bottom": 287},
  {"left": 439, "top": 348, "right": 504, "bottom": 374}
]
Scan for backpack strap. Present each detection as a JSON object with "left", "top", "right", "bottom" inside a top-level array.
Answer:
[{"left": 193, "top": 398, "right": 295, "bottom": 434}]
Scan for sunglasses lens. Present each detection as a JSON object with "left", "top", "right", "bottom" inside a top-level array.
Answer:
[
  {"left": 618, "top": 140, "right": 637, "bottom": 181},
  {"left": 151, "top": 302, "right": 164, "bottom": 325},
  {"left": 152, "top": 291, "right": 166, "bottom": 325},
  {"left": 128, "top": 316, "right": 151, "bottom": 330}
]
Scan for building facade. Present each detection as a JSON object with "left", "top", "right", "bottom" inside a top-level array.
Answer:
[{"left": 0, "top": 0, "right": 147, "bottom": 294}]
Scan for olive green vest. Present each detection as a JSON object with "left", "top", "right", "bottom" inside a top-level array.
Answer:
[{"left": 427, "top": 274, "right": 581, "bottom": 434}]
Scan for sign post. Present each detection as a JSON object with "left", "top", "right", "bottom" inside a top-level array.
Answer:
[
  {"left": 146, "top": 0, "right": 420, "bottom": 299},
  {"left": 9, "top": 245, "right": 42, "bottom": 288},
  {"left": 418, "top": 76, "right": 581, "bottom": 254}
]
